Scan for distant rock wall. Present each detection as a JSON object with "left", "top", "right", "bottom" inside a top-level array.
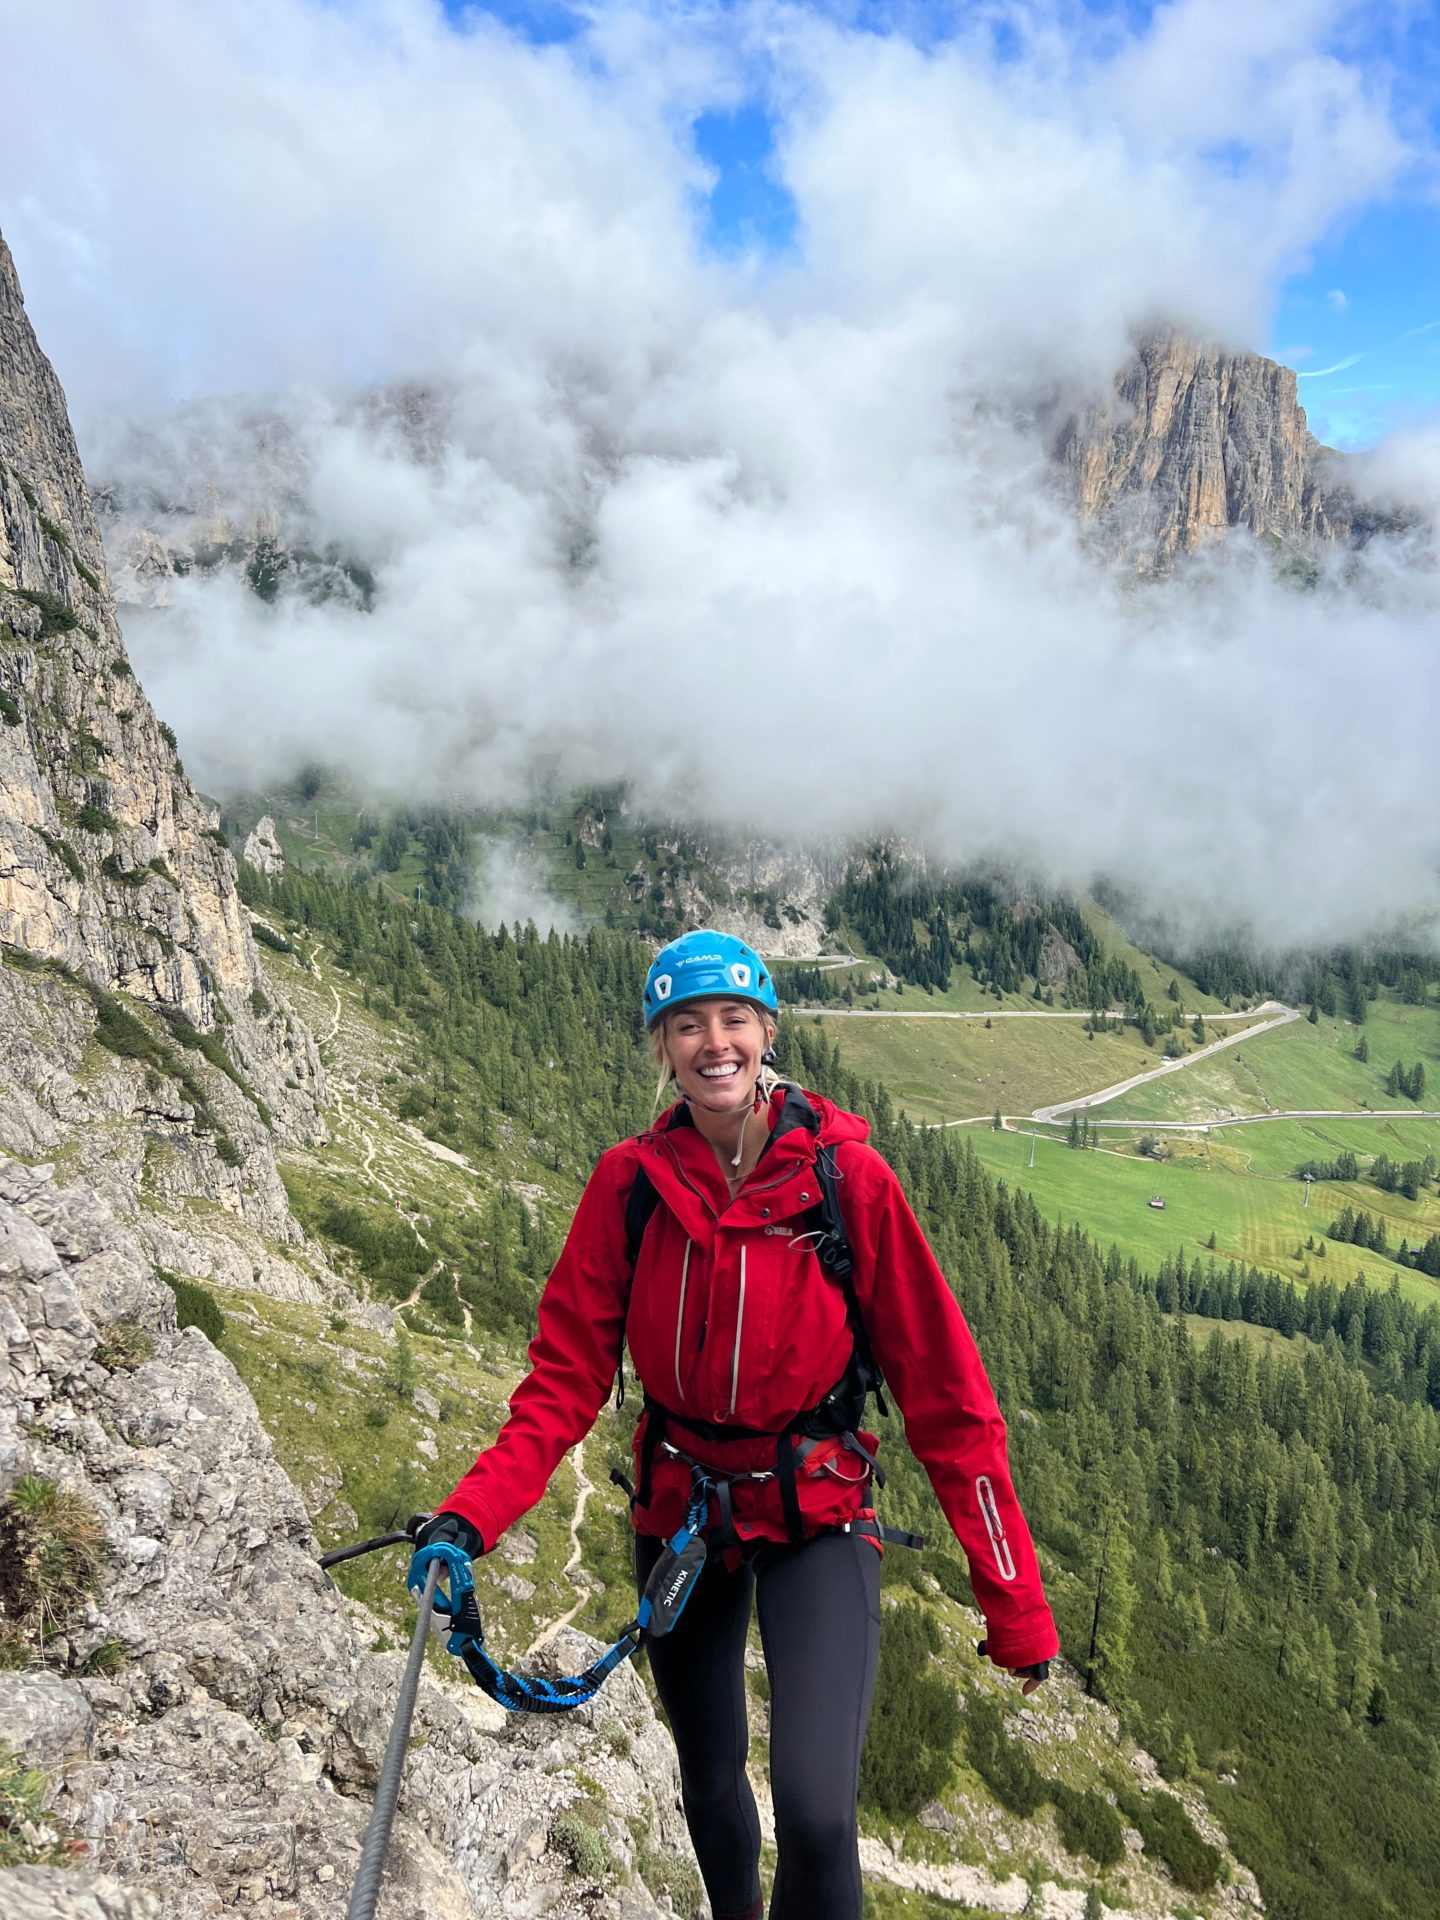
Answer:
[
  {"left": 1051, "top": 329, "right": 1380, "bottom": 569},
  {"left": 243, "top": 814, "right": 285, "bottom": 875}
]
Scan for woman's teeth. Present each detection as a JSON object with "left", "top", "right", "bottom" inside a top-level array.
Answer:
[{"left": 700, "top": 1064, "right": 739, "bottom": 1078}]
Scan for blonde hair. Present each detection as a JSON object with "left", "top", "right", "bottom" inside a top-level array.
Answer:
[{"left": 650, "top": 1002, "right": 781, "bottom": 1113}]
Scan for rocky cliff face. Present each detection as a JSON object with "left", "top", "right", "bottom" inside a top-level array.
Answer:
[
  {"left": 0, "top": 1158, "right": 691, "bottom": 1920},
  {"left": 1051, "top": 329, "right": 1392, "bottom": 569},
  {"left": 0, "top": 230, "right": 327, "bottom": 1283},
  {"left": 0, "top": 235, "right": 706, "bottom": 1920}
]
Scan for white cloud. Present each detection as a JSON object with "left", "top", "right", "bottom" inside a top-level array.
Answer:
[{"left": 2, "top": 0, "right": 1436, "bottom": 947}]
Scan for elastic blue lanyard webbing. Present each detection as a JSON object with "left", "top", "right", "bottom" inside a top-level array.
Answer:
[{"left": 450, "top": 1469, "right": 714, "bottom": 1714}]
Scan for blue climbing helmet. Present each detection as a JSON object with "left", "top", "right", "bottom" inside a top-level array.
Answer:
[{"left": 642, "top": 929, "right": 778, "bottom": 1029}]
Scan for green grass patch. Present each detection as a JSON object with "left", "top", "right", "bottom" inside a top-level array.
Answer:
[
  {"left": 159, "top": 1270, "right": 226, "bottom": 1343},
  {"left": 0, "top": 1743, "right": 70, "bottom": 1868},
  {"left": 966, "top": 1127, "right": 1440, "bottom": 1304},
  {"left": 13, "top": 588, "right": 77, "bottom": 638},
  {"left": 35, "top": 830, "right": 83, "bottom": 881},
  {"left": 161, "top": 1008, "right": 269, "bottom": 1122},
  {"left": 818, "top": 1012, "right": 1165, "bottom": 1124},
  {"left": 280, "top": 1169, "right": 433, "bottom": 1298},
  {"left": 0, "top": 1475, "right": 108, "bottom": 1649},
  {"left": 74, "top": 802, "right": 119, "bottom": 834},
  {"left": 100, "top": 853, "right": 145, "bottom": 889},
  {"left": 1104, "top": 996, "right": 1439, "bottom": 1125},
  {"left": 93, "top": 1322, "right": 155, "bottom": 1371},
  {"left": 252, "top": 921, "right": 294, "bottom": 955}
]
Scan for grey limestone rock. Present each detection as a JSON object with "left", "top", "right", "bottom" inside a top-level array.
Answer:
[
  {"left": 1051, "top": 327, "right": 1415, "bottom": 571},
  {"left": 242, "top": 814, "right": 285, "bottom": 875},
  {"left": 0, "top": 1869, "right": 163, "bottom": 1920},
  {"left": 0, "top": 225, "right": 327, "bottom": 1279},
  {"left": 0, "top": 1160, "right": 691, "bottom": 1919},
  {"left": 3, "top": 1671, "right": 94, "bottom": 1774}
]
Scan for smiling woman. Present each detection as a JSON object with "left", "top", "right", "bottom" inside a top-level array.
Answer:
[{"left": 417, "top": 925, "right": 1056, "bottom": 1920}]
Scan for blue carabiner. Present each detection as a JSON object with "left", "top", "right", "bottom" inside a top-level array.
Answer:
[{"left": 407, "top": 1539, "right": 474, "bottom": 1617}]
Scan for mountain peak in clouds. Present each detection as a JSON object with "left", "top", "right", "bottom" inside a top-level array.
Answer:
[{"left": 1051, "top": 328, "right": 1411, "bottom": 571}]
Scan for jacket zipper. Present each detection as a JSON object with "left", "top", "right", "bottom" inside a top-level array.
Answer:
[
  {"left": 661, "top": 1138, "right": 720, "bottom": 1222},
  {"left": 728, "top": 1245, "right": 747, "bottom": 1417},
  {"left": 658, "top": 1141, "right": 718, "bottom": 1361},
  {"left": 673, "top": 1241, "right": 692, "bottom": 1400}
]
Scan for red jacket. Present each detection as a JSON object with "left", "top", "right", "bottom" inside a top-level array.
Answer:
[{"left": 441, "top": 1085, "right": 1058, "bottom": 1670}]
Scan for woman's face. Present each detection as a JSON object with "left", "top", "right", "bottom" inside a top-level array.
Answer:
[{"left": 664, "top": 999, "right": 772, "bottom": 1115}]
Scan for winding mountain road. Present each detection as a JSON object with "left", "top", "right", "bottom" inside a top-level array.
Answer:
[
  {"left": 1030, "top": 1002, "right": 1301, "bottom": 1122},
  {"left": 814, "top": 1003, "right": 1285, "bottom": 1023},
  {"left": 1041, "top": 1108, "right": 1440, "bottom": 1133}
]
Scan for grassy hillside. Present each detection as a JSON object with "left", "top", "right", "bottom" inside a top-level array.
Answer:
[
  {"left": 967, "top": 1123, "right": 1440, "bottom": 1307},
  {"left": 219, "top": 1292, "right": 587, "bottom": 1659},
  {"left": 806, "top": 1008, "right": 1269, "bottom": 1125},
  {"left": 1079, "top": 898, "right": 1223, "bottom": 1013},
  {"left": 1102, "top": 996, "right": 1439, "bottom": 1123}
]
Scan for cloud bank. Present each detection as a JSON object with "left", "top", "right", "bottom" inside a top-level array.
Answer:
[{"left": 3, "top": 0, "right": 1437, "bottom": 946}]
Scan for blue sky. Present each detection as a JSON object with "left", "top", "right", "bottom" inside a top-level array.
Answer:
[
  {"left": 432, "top": 0, "right": 1440, "bottom": 450},
  {"left": 1268, "top": 201, "right": 1440, "bottom": 449}
]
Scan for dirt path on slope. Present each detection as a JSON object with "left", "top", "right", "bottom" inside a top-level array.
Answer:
[{"left": 523, "top": 1439, "right": 598, "bottom": 1657}]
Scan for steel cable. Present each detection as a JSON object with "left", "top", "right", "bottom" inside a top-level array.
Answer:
[{"left": 344, "top": 1556, "right": 441, "bottom": 1920}]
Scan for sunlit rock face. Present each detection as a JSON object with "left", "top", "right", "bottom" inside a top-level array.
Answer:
[
  {"left": 1052, "top": 328, "right": 1389, "bottom": 570},
  {"left": 0, "top": 227, "right": 327, "bottom": 1258}
]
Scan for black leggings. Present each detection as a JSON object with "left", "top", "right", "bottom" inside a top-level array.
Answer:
[{"left": 635, "top": 1529, "right": 881, "bottom": 1920}]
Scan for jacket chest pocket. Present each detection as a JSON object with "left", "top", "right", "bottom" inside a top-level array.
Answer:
[
  {"left": 712, "top": 1234, "right": 847, "bottom": 1426},
  {"left": 627, "top": 1223, "right": 696, "bottom": 1400}
]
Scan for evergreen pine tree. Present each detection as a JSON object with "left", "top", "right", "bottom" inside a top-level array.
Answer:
[{"left": 1085, "top": 1501, "right": 1137, "bottom": 1702}]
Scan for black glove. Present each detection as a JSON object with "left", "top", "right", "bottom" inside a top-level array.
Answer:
[
  {"left": 408, "top": 1511, "right": 486, "bottom": 1558},
  {"left": 406, "top": 1512, "right": 486, "bottom": 1636},
  {"left": 976, "top": 1639, "right": 1050, "bottom": 1688}
]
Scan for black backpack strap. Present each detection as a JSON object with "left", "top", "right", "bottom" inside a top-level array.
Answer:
[
  {"left": 814, "top": 1144, "right": 888, "bottom": 1417},
  {"left": 635, "top": 1396, "right": 667, "bottom": 1512},
  {"left": 625, "top": 1166, "right": 661, "bottom": 1271},
  {"left": 611, "top": 1165, "right": 664, "bottom": 1411}
]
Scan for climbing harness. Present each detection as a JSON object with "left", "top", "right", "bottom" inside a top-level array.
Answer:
[{"left": 620, "top": 1132, "right": 924, "bottom": 1555}]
